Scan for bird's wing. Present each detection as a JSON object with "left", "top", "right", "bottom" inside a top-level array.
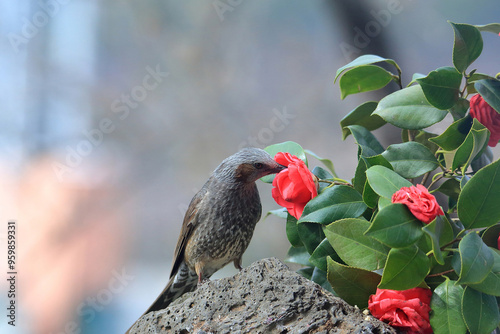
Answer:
[{"left": 169, "top": 184, "right": 209, "bottom": 278}]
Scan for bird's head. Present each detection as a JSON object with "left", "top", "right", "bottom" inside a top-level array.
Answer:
[{"left": 215, "top": 148, "right": 286, "bottom": 184}]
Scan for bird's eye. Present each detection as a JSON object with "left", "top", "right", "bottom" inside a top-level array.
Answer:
[{"left": 253, "top": 163, "right": 263, "bottom": 169}]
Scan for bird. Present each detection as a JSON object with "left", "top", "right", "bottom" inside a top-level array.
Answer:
[{"left": 127, "top": 148, "right": 285, "bottom": 332}]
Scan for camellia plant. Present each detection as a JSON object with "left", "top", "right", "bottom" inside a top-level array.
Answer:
[{"left": 263, "top": 22, "right": 500, "bottom": 334}]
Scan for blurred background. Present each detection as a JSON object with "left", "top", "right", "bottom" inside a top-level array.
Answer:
[{"left": 0, "top": 0, "right": 499, "bottom": 333}]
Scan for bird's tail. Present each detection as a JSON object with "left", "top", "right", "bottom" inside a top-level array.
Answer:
[
  {"left": 125, "top": 262, "right": 198, "bottom": 333},
  {"left": 145, "top": 261, "right": 198, "bottom": 314}
]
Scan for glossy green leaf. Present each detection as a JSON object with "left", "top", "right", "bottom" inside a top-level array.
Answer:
[
  {"left": 353, "top": 157, "right": 369, "bottom": 194},
  {"left": 379, "top": 245, "right": 430, "bottom": 290},
  {"left": 429, "top": 116, "right": 472, "bottom": 151},
  {"left": 266, "top": 208, "right": 287, "bottom": 219},
  {"left": 306, "top": 150, "right": 336, "bottom": 176},
  {"left": 481, "top": 224, "right": 500, "bottom": 249},
  {"left": 286, "top": 214, "right": 302, "bottom": 247},
  {"left": 454, "top": 232, "right": 493, "bottom": 285},
  {"left": 347, "top": 125, "right": 384, "bottom": 158},
  {"left": 299, "top": 185, "right": 367, "bottom": 224},
  {"left": 339, "top": 65, "right": 394, "bottom": 99},
  {"left": 365, "top": 165, "right": 413, "bottom": 199},
  {"left": 430, "top": 279, "right": 466, "bottom": 334},
  {"left": 471, "top": 146, "right": 494, "bottom": 173},
  {"left": 374, "top": 85, "right": 448, "bottom": 130},
  {"left": 449, "top": 21, "right": 483, "bottom": 73},
  {"left": 362, "top": 178, "right": 378, "bottom": 209},
  {"left": 452, "top": 119, "right": 489, "bottom": 172},
  {"left": 462, "top": 287, "right": 500, "bottom": 334},
  {"left": 382, "top": 141, "right": 439, "bottom": 178},
  {"left": 311, "top": 266, "right": 335, "bottom": 294},
  {"left": 309, "top": 238, "right": 338, "bottom": 272},
  {"left": 450, "top": 97, "right": 472, "bottom": 120},
  {"left": 422, "top": 216, "right": 454, "bottom": 265},
  {"left": 286, "top": 246, "right": 312, "bottom": 267},
  {"left": 475, "top": 23, "right": 500, "bottom": 34},
  {"left": 324, "top": 218, "right": 389, "bottom": 271},
  {"left": 475, "top": 79, "right": 500, "bottom": 113},
  {"left": 335, "top": 54, "right": 401, "bottom": 82},
  {"left": 457, "top": 157, "right": 500, "bottom": 229},
  {"left": 327, "top": 257, "right": 381, "bottom": 308},
  {"left": 297, "top": 222, "right": 324, "bottom": 255},
  {"left": 340, "top": 101, "right": 386, "bottom": 139},
  {"left": 263, "top": 141, "right": 306, "bottom": 183},
  {"left": 416, "top": 66, "right": 462, "bottom": 110},
  {"left": 366, "top": 203, "right": 423, "bottom": 248},
  {"left": 434, "top": 178, "right": 461, "bottom": 202},
  {"left": 469, "top": 248, "right": 500, "bottom": 296},
  {"left": 402, "top": 129, "right": 440, "bottom": 154}
]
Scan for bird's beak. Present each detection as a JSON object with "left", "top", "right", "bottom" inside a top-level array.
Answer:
[{"left": 270, "top": 163, "right": 287, "bottom": 174}]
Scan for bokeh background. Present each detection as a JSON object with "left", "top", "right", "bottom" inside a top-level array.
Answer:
[{"left": 1, "top": 1, "right": 499, "bottom": 333}]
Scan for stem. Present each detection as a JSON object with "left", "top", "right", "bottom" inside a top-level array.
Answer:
[
  {"left": 407, "top": 129, "right": 414, "bottom": 142},
  {"left": 427, "top": 173, "right": 444, "bottom": 190},
  {"left": 420, "top": 172, "right": 431, "bottom": 186},
  {"left": 427, "top": 269, "right": 455, "bottom": 278}
]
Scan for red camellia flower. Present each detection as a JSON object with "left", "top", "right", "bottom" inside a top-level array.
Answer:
[
  {"left": 272, "top": 152, "right": 318, "bottom": 219},
  {"left": 392, "top": 184, "right": 444, "bottom": 224},
  {"left": 368, "top": 288, "right": 433, "bottom": 334},
  {"left": 469, "top": 94, "right": 500, "bottom": 147}
]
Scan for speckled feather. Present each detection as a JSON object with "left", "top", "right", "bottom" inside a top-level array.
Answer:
[{"left": 139, "top": 148, "right": 285, "bottom": 317}]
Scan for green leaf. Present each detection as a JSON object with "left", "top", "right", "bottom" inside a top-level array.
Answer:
[
  {"left": 286, "top": 246, "right": 312, "bottom": 267},
  {"left": 263, "top": 141, "right": 306, "bottom": 183},
  {"left": 305, "top": 149, "right": 336, "bottom": 176},
  {"left": 457, "top": 157, "right": 500, "bottom": 229},
  {"left": 469, "top": 248, "right": 500, "bottom": 296},
  {"left": 324, "top": 218, "right": 389, "bottom": 271},
  {"left": 379, "top": 245, "right": 430, "bottom": 290},
  {"left": 299, "top": 185, "right": 367, "bottom": 224},
  {"left": 475, "top": 79, "right": 500, "bottom": 113},
  {"left": 362, "top": 178, "right": 378, "bottom": 209},
  {"left": 265, "top": 208, "right": 287, "bottom": 219},
  {"left": 452, "top": 119, "right": 490, "bottom": 172},
  {"left": 475, "top": 23, "right": 500, "bottom": 34},
  {"left": 335, "top": 54, "right": 401, "bottom": 82},
  {"left": 481, "top": 224, "right": 500, "bottom": 249},
  {"left": 430, "top": 279, "right": 467, "bottom": 334},
  {"left": 326, "top": 257, "right": 381, "bottom": 308},
  {"left": 286, "top": 214, "right": 302, "bottom": 247},
  {"left": 339, "top": 65, "right": 394, "bottom": 99},
  {"left": 365, "top": 203, "right": 424, "bottom": 248},
  {"left": 402, "top": 130, "right": 440, "bottom": 154},
  {"left": 382, "top": 141, "right": 439, "bottom": 178},
  {"left": 416, "top": 66, "right": 463, "bottom": 110},
  {"left": 374, "top": 85, "right": 448, "bottom": 130},
  {"left": 462, "top": 287, "right": 500, "bottom": 334},
  {"left": 429, "top": 116, "right": 472, "bottom": 151},
  {"left": 340, "top": 101, "right": 386, "bottom": 139},
  {"left": 450, "top": 97, "right": 472, "bottom": 120},
  {"left": 297, "top": 222, "right": 325, "bottom": 255},
  {"left": 309, "top": 238, "right": 338, "bottom": 272},
  {"left": 347, "top": 125, "right": 384, "bottom": 158},
  {"left": 311, "top": 267, "right": 335, "bottom": 294},
  {"left": 434, "top": 178, "right": 461, "bottom": 202},
  {"left": 365, "top": 165, "right": 413, "bottom": 199},
  {"left": 422, "top": 216, "right": 454, "bottom": 265},
  {"left": 453, "top": 232, "right": 493, "bottom": 285},
  {"left": 449, "top": 21, "right": 483, "bottom": 73}
]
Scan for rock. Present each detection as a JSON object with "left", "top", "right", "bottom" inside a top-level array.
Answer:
[{"left": 129, "top": 257, "right": 396, "bottom": 333}]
